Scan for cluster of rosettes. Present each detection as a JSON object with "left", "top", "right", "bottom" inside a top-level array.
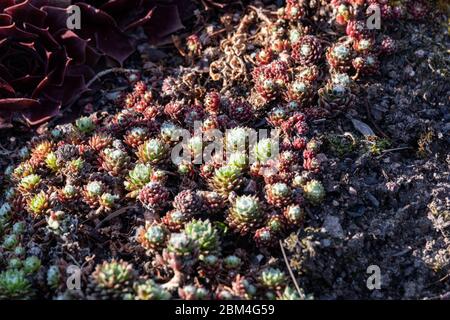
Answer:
[
  {"left": 331, "top": 0, "right": 429, "bottom": 26},
  {"left": 84, "top": 257, "right": 311, "bottom": 300},
  {"left": 0, "top": 75, "right": 323, "bottom": 299},
  {"left": 249, "top": 0, "right": 406, "bottom": 117},
  {"left": 0, "top": 203, "right": 42, "bottom": 299}
]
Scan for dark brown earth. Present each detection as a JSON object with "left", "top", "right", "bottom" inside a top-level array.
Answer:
[{"left": 288, "top": 17, "right": 449, "bottom": 299}]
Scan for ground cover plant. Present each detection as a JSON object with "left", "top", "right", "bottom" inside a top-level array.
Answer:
[{"left": 0, "top": 0, "right": 448, "bottom": 300}]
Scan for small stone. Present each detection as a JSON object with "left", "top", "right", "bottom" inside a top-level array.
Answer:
[
  {"left": 322, "top": 215, "right": 344, "bottom": 239},
  {"left": 414, "top": 49, "right": 426, "bottom": 58},
  {"left": 366, "top": 192, "right": 380, "bottom": 207}
]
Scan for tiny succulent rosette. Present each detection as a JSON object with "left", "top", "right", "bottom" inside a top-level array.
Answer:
[
  {"left": 138, "top": 182, "right": 170, "bottom": 212},
  {"left": 124, "top": 164, "right": 154, "bottom": 198},
  {"left": 88, "top": 260, "right": 135, "bottom": 300},
  {"left": 318, "top": 82, "right": 355, "bottom": 113},
  {"left": 0, "top": 0, "right": 425, "bottom": 300},
  {"left": 134, "top": 279, "right": 171, "bottom": 300},
  {"left": 184, "top": 219, "right": 220, "bottom": 254},
  {"left": 0, "top": 269, "right": 33, "bottom": 299},
  {"left": 303, "top": 180, "right": 326, "bottom": 205},
  {"left": 137, "top": 138, "right": 168, "bottom": 164},
  {"left": 209, "top": 165, "right": 243, "bottom": 196},
  {"left": 291, "top": 35, "right": 323, "bottom": 65},
  {"left": 137, "top": 222, "right": 169, "bottom": 252},
  {"left": 259, "top": 267, "right": 286, "bottom": 291},
  {"left": 227, "top": 195, "right": 264, "bottom": 236},
  {"left": 164, "top": 233, "right": 199, "bottom": 272}
]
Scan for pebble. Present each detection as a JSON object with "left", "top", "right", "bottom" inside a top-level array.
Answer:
[
  {"left": 415, "top": 49, "right": 426, "bottom": 58},
  {"left": 349, "top": 186, "right": 358, "bottom": 196}
]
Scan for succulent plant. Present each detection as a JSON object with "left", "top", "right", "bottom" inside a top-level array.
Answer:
[
  {"left": 76, "top": 117, "right": 96, "bottom": 134},
  {"left": 283, "top": 205, "right": 305, "bottom": 225},
  {"left": 209, "top": 166, "right": 243, "bottom": 196},
  {"left": 352, "top": 54, "right": 380, "bottom": 76},
  {"left": 346, "top": 20, "right": 368, "bottom": 39},
  {"left": 23, "top": 256, "right": 41, "bottom": 275},
  {"left": 204, "top": 92, "right": 221, "bottom": 114},
  {"left": 137, "top": 223, "right": 169, "bottom": 251},
  {"left": 163, "top": 233, "right": 199, "bottom": 272},
  {"left": 223, "top": 255, "right": 243, "bottom": 270},
  {"left": 291, "top": 35, "right": 323, "bottom": 65},
  {"left": 160, "top": 121, "right": 182, "bottom": 143},
  {"left": 353, "top": 37, "right": 376, "bottom": 54},
  {"left": 254, "top": 138, "right": 278, "bottom": 163},
  {"left": 138, "top": 182, "right": 170, "bottom": 212},
  {"left": 0, "top": 1, "right": 132, "bottom": 128},
  {"left": 333, "top": 2, "right": 353, "bottom": 25},
  {"left": 265, "top": 183, "right": 294, "bottom": 208},
  {"left": 124, "top": 127, "right": 150, "bottom": 148},
  {"left": 253, "top": 60, "right": 289, "bottom": 101},
  {"left": 198, "top": 191, "right": 226, "bottom": 214},
  {"left": 254, "top": 226, "right": 276, "bottom": 247},
  {"left": 228, "top": 99, "right": 254, "bottom": 123},
  {"left": 162, "top": 210, "right": 191, "bottom": 232},
  {"left": 184, "top": 219, "right": 220, "bottom": 254},
  {"left": 27, "top": 191, "right": 49, "bottom": 217},
  {"left": 303, "top": 180, "right": 326, "bottom": 205},
  {"left": 88, "top": 260, "right": 135, "bottom": 300},
  {"left": 83, "top": 181, "right": 105, "bottom": 208},
  {"left": 326, "top": 43, "right": 354, "bottom": 71},
  {"left": 287, "top": 79, "right": 314, "bottom": 105},
  {"left": 99, "top": 193, "right": 119, "bottom": 211},
  {"left": 232, "top": 274, "right": 257, "bottom": 299},
  {"left": 278, "top": 286, "right": 305, "bottom": 300},
  {"left": 178, "top": 284, "right": 210, "bottom": 300},
  {"left": 137, "top": 138, "right": 167, "bottom": 164},
  {"left": 2, "top": 234, "right": 20, "bottom": 251},
  {"left": 0, "top": 269, "right": 32, "bottom": 299},
  {"left": 173, "top": 190, "right": 204, "bottom": 215},
  {"left": 19, "top": 174, "right": 41, "bottom": 193},
  {"left": 284, "top": 0, "right": 306, "bottom": 20},
  {"left": 89, "top": 133, "right": 113, "bottom": 152},
  {"left": 46, "top": 266, "right": 61, "bottom": 290},
  {"left": 259, "top": 268, "right": 286, "bottom": 290},
  {"left": 267, "top": 107, "right": 288, "bottom": 127},
  {"left": 225, "top": 127, "right": 249, "bottom": 154},
  {"left": 124, "top": 164, "right": 154, "bottom": 198},
  {"left": 134, "top": 279, "right": 171, "bottom": 300},
  {"left": 318, "top": 82, "right": 355, "bottom": 113},
  {"left": 101, "top": 148, "right": 131, "bottom": 176},
  {"left": 45, "top": 152, "right": 60, "bottom": 172},
  {"left": 164, "top": 101, "right": 186, "bottom": 123},
  {"left": 227, "top": 195, "right": 264, "bottom": 235}
]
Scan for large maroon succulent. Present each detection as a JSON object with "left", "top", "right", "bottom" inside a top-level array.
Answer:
[
  {"left": 0, "top": 0, "right": 136, "bottom": 128},
  {"left": 85, "top": 0, "right": 194, "bottom": 45},
  {"left": 0, "top": 0, "right": 193, "bottom": 128}
]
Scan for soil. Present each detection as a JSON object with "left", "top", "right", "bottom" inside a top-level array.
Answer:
[{"left": 288, "top": 18, "right": 450, "bottom": 299}]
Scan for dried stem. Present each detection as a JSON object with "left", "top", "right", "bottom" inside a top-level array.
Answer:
[{"left": 279, "top": 240, "right": 303, "bottom": 297}]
